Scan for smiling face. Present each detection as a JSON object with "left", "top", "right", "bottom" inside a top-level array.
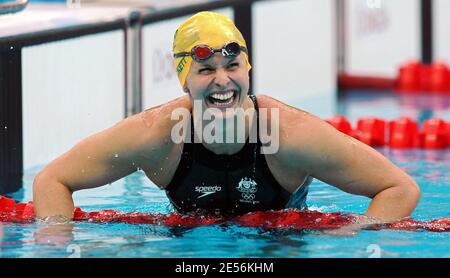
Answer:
[{"left": 184, "top": 52, "right": 250, "bottom": 119}]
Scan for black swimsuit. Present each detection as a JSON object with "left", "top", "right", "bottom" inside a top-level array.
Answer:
[{"left": 165, "top": 94, "right": 310, "bottom": 215}]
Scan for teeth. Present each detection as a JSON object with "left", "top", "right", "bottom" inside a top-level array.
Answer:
[
  {"left": 213, "top": 97, "right": 234, "bottom": 106},
  {"left": 210, "top": 91, "right": 234, "bottom": 101}
]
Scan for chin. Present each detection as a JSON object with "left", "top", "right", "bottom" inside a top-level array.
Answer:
[{"left": 203, "top": 106, "right": 236, "bottom": 121}]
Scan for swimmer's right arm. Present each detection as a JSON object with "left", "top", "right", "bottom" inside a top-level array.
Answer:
[{"left": 33, "top": 112, "right": 160, "bottom": 220}]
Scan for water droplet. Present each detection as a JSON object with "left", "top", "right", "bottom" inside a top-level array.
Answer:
[
  {"left": 10, "top": 46, "right": 13, "bottom": 50},
  {"left": 114, "top": 154, "right": 119, "bottom": 158},
  {"left": 153, "top": 172, "right": 157, "bottom": 176},
  {"left": 4, "top": 126, "right": 7, "bottom": 130},
  {"left": 132, "top": 162, "right": 135, "bottom": 166}
]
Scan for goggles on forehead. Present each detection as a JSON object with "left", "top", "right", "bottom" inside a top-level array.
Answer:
[{"left": 173, "top": 41, "right": 248, "bottom": 62}]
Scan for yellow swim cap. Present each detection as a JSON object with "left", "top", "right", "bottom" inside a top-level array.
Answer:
[{"left": 173, "top": 11, "right": 252, "bottom": 88}]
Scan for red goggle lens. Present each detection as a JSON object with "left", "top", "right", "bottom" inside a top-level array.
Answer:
[{"left": 193, "top": 46, "right": 213, "bottom": 60}]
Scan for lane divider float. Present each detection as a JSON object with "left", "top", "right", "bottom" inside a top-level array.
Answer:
[
  {"left": 326, "top": 116, "right": 449, "bottom": 149},
  {"left": 1, "top": 196, "right": 449, "bottom": 232}
]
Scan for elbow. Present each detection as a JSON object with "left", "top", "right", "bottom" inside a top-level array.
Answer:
[
  {"left": 407, "top": 179, "right": 421, "bottom": 205},
  {"left": 32, "top": 169, "right": 74, "bottom": 219},
  {"left": 32, "top": 169, "right": 72, "bottom": 197},
  {"left": 32, "top": 170, "right": 50, "bottom": 200},
  {"left": 33, "top": 169, "right": 52, "bottom": 189},
  {"left": 32, "top": 170, "right": 46, "bottom": 192},
  {"left": 396, "top": 177, "right": 421, "bottom": 210}
]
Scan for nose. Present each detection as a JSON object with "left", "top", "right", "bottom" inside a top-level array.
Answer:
[{"left": 213, "top": 68, "right": 231, "bottom": 89}]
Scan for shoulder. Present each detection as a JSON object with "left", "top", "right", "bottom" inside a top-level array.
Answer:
[
  {"left": 255, "top": 93, "right": 339, "bottom": 163},
  {"left": 142, "top": 95, "right": 191, "bottom": 112},
  {"left": 254, "top": 93, "right": 319, "bottom": 128},
  {"left": 254, "top": 94, "right": 310, "bottom": 117},
  {"left": 118, "top": 96, "right": 191, "bottom": 171},
  {"left": 140, "top": 95, "right": 191, "bottom": 124},
  {"left": 137, "top": 95, "right": 191, "bottom": 135},
  {"left": 111, "top": 96, "right": 191, "bottom": 153}
]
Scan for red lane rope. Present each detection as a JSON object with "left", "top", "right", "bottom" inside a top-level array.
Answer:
[
  {"left": 326, "top": 116, "right": 449, "bottom": 149},
  {"left": 338, "top": 74, "right": 396, "bottom": 91},
  {"left": 338, "top": 60, "right": 450, "bottom": 93},
  {"left": 1, "top": 196, "right": 449, "bottom": 232}
]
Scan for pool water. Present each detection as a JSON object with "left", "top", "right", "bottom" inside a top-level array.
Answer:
[{"left": 0, "top": 91, "right": 449, "bottom": 258}]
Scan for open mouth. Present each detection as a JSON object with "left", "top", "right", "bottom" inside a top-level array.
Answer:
[{"left": 206, "top": 90, "right": 239, "bottom": 109}]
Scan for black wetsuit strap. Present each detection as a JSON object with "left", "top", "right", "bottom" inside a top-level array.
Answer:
[
  {"left": 248, "top": 94, "right": 260, "bottom": 143},
  {"left": 248, "top": 94, "right": 259, "bottom": 175},
  {"left": 248, "top": 94, "right": 259, "bottom": 115}
]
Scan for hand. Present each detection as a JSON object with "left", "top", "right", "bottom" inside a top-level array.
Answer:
[
  {"left": 322, "top": 214, "right": 384, "bottom": 236},
  {"left": 34, "top": 221, "right": 75, "bottom": 248}
]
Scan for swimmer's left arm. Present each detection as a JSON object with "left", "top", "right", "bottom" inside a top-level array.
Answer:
[{"left": 278, "top": 108, "right": 421, "bottom": 223}]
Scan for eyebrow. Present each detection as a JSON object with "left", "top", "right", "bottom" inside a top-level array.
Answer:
[{"left": 198, "top": 63, "right": 214, "bottom": 69}]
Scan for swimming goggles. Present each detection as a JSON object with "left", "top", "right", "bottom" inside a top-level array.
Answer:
[{"left": 173, "top": 41, "right": 248, "bottom": 62}]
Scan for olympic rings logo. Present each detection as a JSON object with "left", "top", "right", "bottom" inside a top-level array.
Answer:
[{"left": 241, "top": 193, "right": 255, "bottom": 200}]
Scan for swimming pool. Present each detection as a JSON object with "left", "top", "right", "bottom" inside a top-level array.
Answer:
[{"left": 0, "top": 91, "right": 449, "bottom": 258}]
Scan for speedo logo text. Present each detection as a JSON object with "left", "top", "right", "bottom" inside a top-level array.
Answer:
[{"left": 195, "top": 185, "right": 222, "bottom": 198}]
